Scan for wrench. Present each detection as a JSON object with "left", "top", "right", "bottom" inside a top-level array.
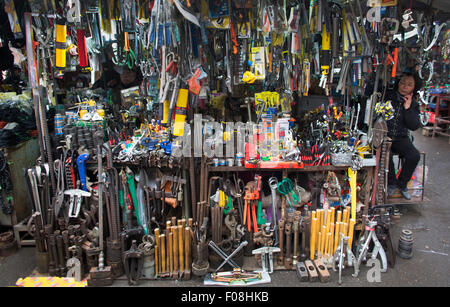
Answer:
[
  {"left": 268, "top": 177, "right": 279, "bottom": 246},
  {"left": 208, "top": 240, "right": 239, "bottom": 269},
  {"left": 215, "top": 241, "right": 248, "bottom": 272},
  {"left": 224, "top": 215, "right": 237, "bottom": 241},
  {"left": 76, "top": 153, "right": 90, "bottom": 191}
]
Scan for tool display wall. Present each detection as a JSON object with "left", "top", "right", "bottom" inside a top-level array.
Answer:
[{"left": 3, "top": 0, "right": 446, "bottom": 286}]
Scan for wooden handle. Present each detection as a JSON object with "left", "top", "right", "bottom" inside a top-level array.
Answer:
[
  {"left": 155, "top": 245, "right": 159, "bottom": 277},
  {"left": 334, "top": 222, "right": 341, "bottom": 254},
  {"left": 348, "top": 219, "right": 356, "bottom": 248},
  {"left": 178, "top": 225, "right": 184, "bottom": 272},
  {"left": 160, "top": 234, "right": 166, "bottom": 273},
  {"left": 326, "top": 209, "right": 332, "bottom": 234},
  {"left": 342, "top": 223, "right": 348, "bottom": 238},
  {"left": 168, "top": 232, "right": 173, "bottom": 274},
  {"left": 185, "top": 227, "right": 191, "bottom": 271},
  {"left": 320, "top": 225, "right": 326, "bottom": 257},
  {"left": 317, "top": 232, "right": 322, "bottom": 258},
  {"left": 173, "top": 226, "right": 178, "bottom": 273},
  {"left": 329, "top": 223, "right": 335, "bottom": 256},
  {"left": 342, "top": 209, "right": 348, "bottom": 229},
  {"left": 155, "top": 228, "right": 160, "bottom": 274},
  {"left": 325, "top": 232, "right": 331, "bottom": 257},
  {"left": 310, "top": 217, "right": 317, "bottom": 260},
  {"left": 330, "top": 207, "right": 335, "bottom": 225},
  {"left": 336, "top": 210, "right": 342, "bottom": 224}
]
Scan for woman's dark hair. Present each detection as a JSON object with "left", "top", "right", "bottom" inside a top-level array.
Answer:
[{"left": 395, "top": 72, "right": 423, "bottom": 95}]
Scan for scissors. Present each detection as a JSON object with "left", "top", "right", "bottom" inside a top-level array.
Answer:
[
  {"left": 277, "top": 178, "right": 300, "bottom": 207},
  {"left": 123, "top": 32, "right": 137, "bottom": 69}
]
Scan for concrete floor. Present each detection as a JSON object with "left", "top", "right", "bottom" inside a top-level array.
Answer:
[{"left": 1, "top": 131, "right": 449, "bottom": 287}]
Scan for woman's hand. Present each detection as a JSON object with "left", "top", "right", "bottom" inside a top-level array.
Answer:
[
  {"left": 403, "top": 94, "right": 413, "bottom": 109},
  {"left": 107, "top": 79, "right": 118, "bottom": 87}
]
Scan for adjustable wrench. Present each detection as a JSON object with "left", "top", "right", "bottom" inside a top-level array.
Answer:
[
  {"left": 225, "top": 214, "right": 238, "bottom": 241},
  {"left": 76, "top": 153, "right": 90, "bottom": 191}
]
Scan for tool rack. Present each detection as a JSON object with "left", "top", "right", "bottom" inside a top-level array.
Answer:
[{"left": 207, "top": 164, "right": 376, "bottom": 272}]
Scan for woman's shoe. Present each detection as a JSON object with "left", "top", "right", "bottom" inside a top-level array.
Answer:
[
  {"left": 400, "top": 188, "right": 411, "bottom": 200},
  {"left": 388, "top": 185, "right": 398, "bottom": 197}
]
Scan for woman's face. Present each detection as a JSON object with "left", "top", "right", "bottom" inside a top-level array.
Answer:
[
  {"left": 120, "top": 69, "right": 137, "bottom": 86},
  {"left": 398, "top": 76, "right": 415, "bottom": 96}
]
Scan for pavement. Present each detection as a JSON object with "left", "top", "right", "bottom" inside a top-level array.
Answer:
[{"left": 1, "top": 130, "right": 449, "bottom": 287}]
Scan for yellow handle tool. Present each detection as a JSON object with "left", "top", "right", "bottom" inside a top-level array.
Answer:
[
  {"left": 348, "top": 168, "right": 357, "bottom": 221},
  {"left": 310, "top": 217, "right": 317, "bottom": 260},
  {"left": 334, "top": 222, "right": 341, "bottom": 254},
  {"left": 55, "top": 18, "right": 67, "bottom": 71},
  {"left": 173, "top": 89, "right": 189, "bottom": 137},
  {"left": 348, "top": 219, "right": 356, "bottom": 248}
]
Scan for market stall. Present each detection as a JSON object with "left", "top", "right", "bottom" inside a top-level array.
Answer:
[{"left": 0, "top": 0, "right": 446, "bottom": 286}]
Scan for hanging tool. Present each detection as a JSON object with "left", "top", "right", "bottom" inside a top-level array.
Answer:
[
  {"left": 55, "top": 17, "right": 67, "bottom": 77},
  {"left": 319, "top": 24, "right": 331, "bottom": 90},
  {"left": 277, "top": 178, "right": 300, "bottom": 207},
  {"left": 243, "top": 175, "right": 261, "bottom": 233},
  {"left": 125, "top": 167, "right": 146, "bottom": 233}
]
